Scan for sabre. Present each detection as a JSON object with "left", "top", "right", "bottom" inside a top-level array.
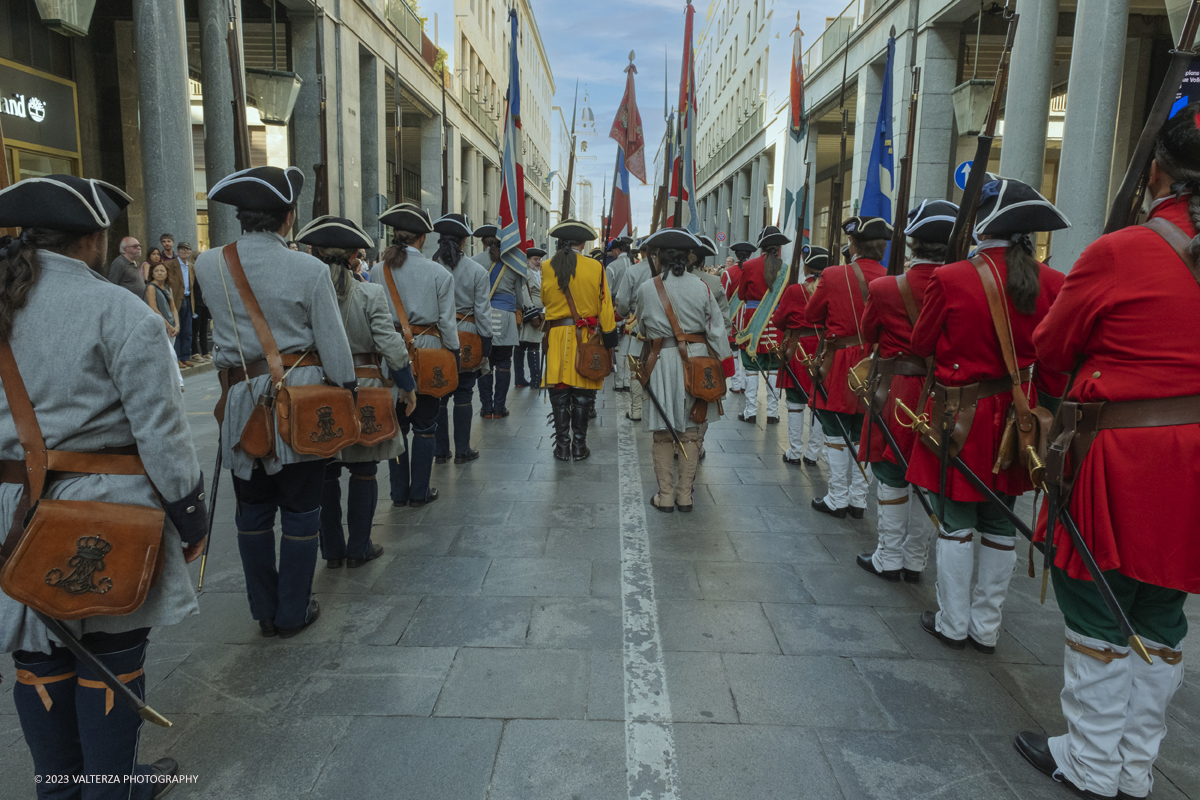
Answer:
[
  {"left": 196, "top": 445, "right": 222, "bottom": 592},
  {"left": 627, "top": 355, "right": 689, "bottom": 460},
  {"left": 785, "top": 341, "right": 869, "bottom": 482},
  {"left": 33, "top": 611, "right": 172, "bottom": 728},
  {"left": 866, "top": 406, "right": 945, "bottom": 536}
]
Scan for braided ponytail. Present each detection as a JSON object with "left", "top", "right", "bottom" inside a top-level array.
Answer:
[
  {"left": 551, "top": 237, "right": 579, "bottom": 294},
  {"left": 0, "top": 228, "right": 82, "bottom": 341},
  {"left": 382, "top": 230, "right": 421, "bottom": 273},
  {"left": 433, "top": 235, "right": 464, "bottom": 269}
]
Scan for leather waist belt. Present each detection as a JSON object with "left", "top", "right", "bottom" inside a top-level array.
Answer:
[
  {"left": 456, "top": 313, "right": 476, "bottom": 323},
  {"left": 227, "top": 353, "right": 322, "bottom": 385},
  {"left": 789, "top": 327, "right": 820, "bottom": 338},
  {"left": 928, "top": 367, "right": 1033, "bottom": 460},
  {"left": 881, "top": 355, "right": 928, "bottom": 378},
  {"left": 935, "top": 367, "right": 1032, "bottom": 404},
  {"left": 353, "top": 353, "right": 384, "bottom": 381},
  {"left": 1067, "top": 394, "right": 1200, "bottom": 432},
  {"left": 545, "top": 318, "right": 583, "bottom": 330},
  {"left": 656, "top": 333, "right": 707, "bottom": 348},
  {"left": 827, "top": 334, "right": 864, "bottom": 351},
  {"left": 410, "top": 325, "right": 440, "bottom": 339},
  {"left": 1, "top": 445, "right": 144, "bottom": 485}
]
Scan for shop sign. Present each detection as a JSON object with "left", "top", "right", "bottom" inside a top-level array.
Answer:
[{"left": 0, "top": 58, "right": 78, "bottom": 156}]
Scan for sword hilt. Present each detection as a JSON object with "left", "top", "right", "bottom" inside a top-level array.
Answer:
[
  {"left": 894, "top": 398, "right": 932, "bottom": 435},
  {"left": 1130, "top": 635, "right": 1153, "bottom": 665},
  {"left": 1025, "top": 445, "right": 1046, "bottom": 487},
  {"left": 140, "top": 704, "right": 173, "bottom": 728}
]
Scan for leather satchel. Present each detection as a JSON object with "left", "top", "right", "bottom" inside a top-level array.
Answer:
[
  {"left": 0, "top": 342, "right": 165, "bottom": 620},
  {"left": 223, "top": 244, "right": 358, "bottom": 458},
  {"left": 653, "top": 276, "right": 726, "bottom": 404},
  {"left": 455, "top": 313, "right": 484, "bottom": 371},
  {"left": 972, "top": 253, "right": 1053, "bottom": 483},
  {"left": 564, "top": 276, "right": 613, "bottom": 381},
  {"left": 383, "top": 262, "right": 459, "bottom": 398}
]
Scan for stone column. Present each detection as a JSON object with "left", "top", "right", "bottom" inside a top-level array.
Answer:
[
  {"left": 1053, "top": 0, "right": 1130, "bottom": 270},
  {"left": 717, "top": 179, "right": 732, "bottom": 255},
  {"left": 292, "top": 12, "right": 321, "bottom": 231},
  {"left": 912, "top": 25, "right": 958, "bottom": 205},
  {"left": 475, "top": 150, "right": 485, "bottom": 229},
  {"left": 134, "top": 0, "right": 197, "bottom": 249},
  {"left": 749, "top": 156, "right": 764, "bottom": 236},
  {"left": 733, "top": 168, "right": 749, "bottom": 246},
  {"left": 851, "top": 61, "right": 883, "bottom": 212},
  {"left": 998, "top": 0, "right": 1061, "bottom": 190},
  {"left": 360, "top": 51, "right": 380, "bottom": 249},
  {"left": 483, "top": 162, "right": 497, "bottom": 223},
  {"left": 198, "top": 0, "right": 239, "bottom": 249}
]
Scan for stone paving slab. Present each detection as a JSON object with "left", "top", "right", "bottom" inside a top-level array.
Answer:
[{"left": 433, "top": 647, "right": 589, "bottom": 719}]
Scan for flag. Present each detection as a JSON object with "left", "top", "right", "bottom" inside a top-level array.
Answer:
[
  {"left": 666, "top": 2, "right": 698, "bottom": 233},
  {"left": 779, "top": 20, "right": 809, "bottom": 266},
  {"left": 860, "top": 35, "right": 896, "bottom": 222},
  {"left": 609, "top": 60, "right": 647, "bottom": 184},
  {"left": 497, "top": 8, "right": 528, "bottom": 280},
  {"left": 608, "top": 149, "right": 632, "bottom": 239}
]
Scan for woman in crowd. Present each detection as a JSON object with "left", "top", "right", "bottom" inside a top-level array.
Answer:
[
  {"left": 140, "top": 245, "right": 162, "bottom": 285},
  {"left": 515, "top": 246, "right": 546, "bottom": 388}
]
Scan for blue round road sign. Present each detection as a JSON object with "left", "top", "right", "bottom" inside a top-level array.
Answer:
[
  {"left": 716, "top": 231, "right": 727, "bottom": 242},
  {"left": 955, "top": 161, "right": 974, "bottom": 192}
]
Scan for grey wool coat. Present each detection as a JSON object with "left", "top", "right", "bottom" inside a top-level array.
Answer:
[
  {"left": 473, "top": 253, "right": 528, "bottom": 347},
  {"left": 380, "top": 247, "right": 459, "bottom": 352},
  {"left": 440, "top": 255, "right": 492, "bottom": 373},
  {"left": 334, "top": 274, "right": 411, "bottom": 463},
  {"left": 194, "top": 231, "right": 356, "bottom": 480},
  {"left": 616, "top": 259, "right": 654, "bottom": 322},
  {"left": 633, "top": 271, "right": 732, "bottom": 433},
  {"left": 519, "top": 268, "right": 543, "bottom": 344},
  {"left": 0, "top": 252, "right": 203, "bottom": 654},
  {"left": 694, "top": 268, "right": 732, "bottom": 335},
  {"left": 607, "top": 254, "right": 631, "bottom": 304}
]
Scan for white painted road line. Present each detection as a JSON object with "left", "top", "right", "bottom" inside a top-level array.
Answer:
[{"left": 616, "top": 394, "right": 681, "bottom": 800}]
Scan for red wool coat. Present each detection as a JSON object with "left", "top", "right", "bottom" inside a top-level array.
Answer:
[
  {"left": 1033, "top": 196, "right": 1200, "bottom": 593},
  {"left": 772, "top": 279, "right": 820, "bottom": 397},
  {"left": 734, "top": 255, "right": 781, "bottom": 353},
  {"left": 858, "top": 263, "right": 937, "bottom": 464},
  {"left": 722, "top": 265, "right": 743, "bottom": 344},
  {"left": 804, "top": 258, "right": 886, "bottom": 415},
  {"left": 904, "top": 246, "right": 1060, "bottom": 501}
]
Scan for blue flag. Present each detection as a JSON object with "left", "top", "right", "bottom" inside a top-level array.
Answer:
[{"left": 860, "top": 36, "right": 895, "bottom": 222}]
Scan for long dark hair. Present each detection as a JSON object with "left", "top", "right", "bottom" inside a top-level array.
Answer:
[
  {"left": 909, "top": 239, "right": 948, "bottom": 264},
  {"left": 658, "top": 247, "right": 689, "bottom": 278},
  {"left": 433, "top": 235, "right": 465, "bottom": 269},
  {"left": 314, "top": 247, "right": 355, "bottom": 300},
  {"left": 1005, "top": 240, "right": 1041, "bottom": 315},
  {"left": 551, "top": 238, "right": 580, "bottom": 294},
  {"left": 1153, "top": 100, "right": 1200, "bottom": 261},
  {"left": 0, "top": 228, "right": 83, "bottom": 341},
  {"left": 382, "top": 231, "right": 422, "bottom": 273},
  {"left": 762, "top": 246, "right": 783, "bottom": 288}
]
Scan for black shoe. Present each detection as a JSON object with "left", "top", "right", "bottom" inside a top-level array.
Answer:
[
  {"left": 969, "top": 635, "right": 996, "bottom": 655},
  {"left": 902, "top": 569, "right": 922, "bottom": 584},
  {"left": 151, "top": 758, "right": 180, "bottom": 798},
  {"left": 259, "top": 619, "right": 278, "bottom": 638},
  {"left": 326, "top": 558, "right": 344, "bottom": 570},
  {"left": 676, "top": 503, "right": 693, "bottom": 513},
  {"left": 409, "top": 488, "right": 439, "bottom": 507},
  {"left": 494, "top": 409, "right": 511, "bottom": 418},
  {"left": 454, "top": 449, "right": 480, "bottom": 464},
  {"left": 856, "top": 554, "right": 901, "bottom": 582},
  {"left": 848, "top": 505, "right": 866, "bottom": 520},
  {"left": 625, "top": 412, "right": 641, "bottom": 422},
  {"left": 571, "top": 393, "right": 593, "bottom": 460},
  {"left": 783, "top": 454, "right": 805, "bottom": 465},
  {"left": 919, "top": 610, "right": 966, "bottom": 650},
  {"left": 766, "top": 416, "right": 780, "bottom": 424},
  {"left": 1014, "top": 732, "right": 1110, "bottom": 798},
  {"left": 391, "top": 499, "right": 408, "bottom": 507},
  {"left": 278, "top": 599, "right": 320, "bottom": 639},
  {"left": 803, "top": 457, "right": 818, "bottom": 466},
  {"left": 515, "top": 382, "right": 529, "bottom": 388},
  {"left": 651, "top": 496, "right": 674, "bottom": 513},
  {"left": 551, "top": 390, "right": 572, "bottom": 460},
  {"left": 811, "top": 497, "right": 847, "bottom": 518},
  {"left": 434, "top": 456, "right": 450, "bottom": 464},
  {"left": 737, "top": 412, "right": 756, "bottom": 423},
  {"left": 347, "top": 543, "right": 384, "bottom": 568},
  {"left": 480, "top": 409, "right": 494, "bottom": 419}
]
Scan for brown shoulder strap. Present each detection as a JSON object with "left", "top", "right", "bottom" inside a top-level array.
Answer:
[
  {"left": 850, "top": 261, "right": 870, "bottom": 302},
  {"left": 222, "top": 243, "right": 285, "bottom": 387},
  {"left": 653, "top": 275, "right": 691, "bottom": 365},
  {"left": 896, "top": 275, "right": 920, "bottom": 325},
  {"left": 0, "top": 341, "right": 47, "bottom": 500},
  {"left": 1142, "top": 216, "right": 1200, "bottom": 288},
  {"left": 972, "top": 253, "right": 1035, "bottom": 421},
  {"left": 381, "top": 259, "right": 415, "bottom": 347}
]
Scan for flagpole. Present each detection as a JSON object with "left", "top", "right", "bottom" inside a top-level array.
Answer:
[{"left": 672, "top": 0, "right": 693, "bottom": 228}]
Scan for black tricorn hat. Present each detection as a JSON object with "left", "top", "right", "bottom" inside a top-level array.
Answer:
[
  {"left": 473, "top": 223, "right": 499, "bottom": 239},
  {"left": 695, "top": 234, "right": 718, "bottom": 257},
  {"left": 434, "top": 213, "right": 474, "bottom": 238},
  {"left": 756, "top": 225, "right": 790, "bottom": 249},
  {"left": 0, "top": 175, "right": 131, "bottom": 232},
  {"left": 975, "top": 178, "right": 1071, "bottom": 236},
  {"left": 550, "top": 219, "right": 597, "bottom": 242},
  {"left": 729, "top": 240, "right": 756, "bottom": 255},
  {"left": 641, "top": 228, "right": 703, "bottom": 251},
  {"left": 525, "top": 246, "right": 547, "bottom": 258},
  {"left": 208, "top": 166, "right": 304, "bottom": 211},
  {"left": 801, "top": 244, "right": 831, "bottom": 272},
  {"left": 841, "top": 244, "right": 851, "bottom": 261},
  {"left": 379, "top": 202, "right": 434, "bottom": 234},
  {"left": 842, "top": 216, "right": 893, "bottom": 241},
  {"left": 295, "top": 215, "right": 374, "bottom": 250},
  {"left": 905, "top": 199, "right": 959, "bottom": 244}
]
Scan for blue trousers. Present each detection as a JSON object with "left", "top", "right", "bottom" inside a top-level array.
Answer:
[
  {"left": 388, "top": 393, "right": 439, "bottom": 503},
  {"left": 319, "top": 460, "right": 379, "bottom": 560},
  {"left": 435, "top": 371, "right": 478, "bottom": 458},
  {"left": 174, "top": 295, "right": 192, "bottom": 361}
]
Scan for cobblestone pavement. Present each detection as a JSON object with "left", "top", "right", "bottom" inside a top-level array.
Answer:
[{"left": 2, "top": 372, "right": 1197, "bottom": 799}]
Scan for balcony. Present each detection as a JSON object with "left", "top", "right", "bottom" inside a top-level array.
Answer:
[
  {"left": 697, "top": 104, "right": 763, "bottom": 186},
  {"left": 462, "top": 85, "right": 498, "bottom": 144},
  {"left": 385, "top": 0, "right": 423, "bottom": 54}
]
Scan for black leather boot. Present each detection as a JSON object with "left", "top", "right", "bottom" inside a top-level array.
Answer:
[
  {"left": 549, "top": 389, "right": 572, "bottom": 461},
  {"left": 570, "top": 391, "right": 594, "bottom": 461}
]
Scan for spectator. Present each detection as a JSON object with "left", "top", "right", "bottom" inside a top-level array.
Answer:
[
  {"left": 140, "top": 246, "right": 163, "bottom": 284},
  {"left": 161, "top": 234, "right": 194, "bottom": 367},
  {"left": 288, "top": 240, "right": 300, "bottom": 251},
  {"left": 189, "top": 245, "right": 212, "bottom": 362},
  {"left": 107, "top": 236, "right": 145, "bottom": 296},
  {"left": 145, "top": 262, "right": 178, "bottom": 343}
]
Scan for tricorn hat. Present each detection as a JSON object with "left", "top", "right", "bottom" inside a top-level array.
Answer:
[
  {"left": 525, "top": 246, "right": 547, "bottom": 258},
  {"left": 379, "top": 202, "right": 434, "bottom": 234},
  {"left": 975, "top": 178, "right": 1071, "bottom": 236},
  {"left": 756, "top": 225, "right": 790, "bottom": 250},
  {"left": 0, "top": 175, "right": 131, "bottom": 232},
  {"left": 842, "top": 216, "right": 893, "bottom": 241},
  {"left": 473, "top": 223, "right": 500, "bottom": 239},
  {"left": 801, "top": 245, "right": 831, "bottom": 273},
  {"left": 729, "top": 240, "right": 756, "bottom": 255},
  {"left": 434, "top": 213, "right": 475, "bottom": 238},
  {"left": 208, "top": 166, "right": 304, "bottom": 210},
  {"left": 695, "top": 234, "right": 718, "bottom": 257},
  {"left": 841, "top": 244, "right": 851, "bottom": 262},
  {"left": 550, "top": 219, "right": 597, "bottom": 242},
  {"left": 905, "top": 200, "right": 960, "bottom": 244},
  {"left": 295, "top": 216, "right": 374, "bottom": 251},
  {"left": 641, "top": 228, "right": 703, "bottom": 251}
]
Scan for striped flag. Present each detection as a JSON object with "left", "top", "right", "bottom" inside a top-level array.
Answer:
[
  {"left": 666, "top": 1, "right": 698, "bottom": 233},
  {"left": 610, "top": 59, "right": 647, "bottom": 185},
  {"left": 779, "top": 19, "right": 809, "bottom": 266},
  {"left": 497, "top": 8, "right": 528, "bottom": 280}
]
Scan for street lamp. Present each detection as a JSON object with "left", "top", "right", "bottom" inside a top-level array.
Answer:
[
  {"left": 32, "top": 0, "right": 97, "bottom": 37},
  {"left": 245, "top": 68, "right": 303, "bottom": 125}
]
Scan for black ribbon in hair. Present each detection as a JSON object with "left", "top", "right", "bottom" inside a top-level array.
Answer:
[
  {"left": 1, "top": 230, "right": 32, "bottom": 259},
  {"left": 1008, "top": 233, "right": 1035, "bottom": 254}
]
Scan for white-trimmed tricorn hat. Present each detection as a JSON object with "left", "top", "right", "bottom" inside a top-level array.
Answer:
[
  {"left": 379, "top": 202, "right": 434, "bottom": 234},
  {"left": 208, "top": 166, "right": 304, "bottom": 210},
  {"left": 525, "top": 246, "right": 547, "bottom": 258},
  {"left": 0, "top": 175, "right": 131, "bottom": 232},
  {"left": 756, "top": 225, "right": 790, "bottom": 249},
  {"left": 842, "top": 216, "right": 893, "bottom": 241},
  {"left": 974, "top": 178, "right": 1071, "bottom": 236},
  {"left": 695, "top": 234, "right": 718, "bottom": 257},
  {"left": 295, "top": 215, "right": 374, "bottom": 251},
  {"left": 473, "top": 223, "right": 500, "bottom": 239},
  {"left": 904, "top": 200, "right": 960, "bottom": 244},
  {"left": 434, "top": 213, "right": 475, "bottom": 238},
  {"left": 641, "top": 228, "right": 703, "bottom": 250},
  {"left": 801, "top": 244, "right": 831, "bottom": 272},
  {"left": 549, "top": 219, "right": 597, "bottom": 242},
  {"left": 729, "top": 240, "right": 756, "bottom": 256}
]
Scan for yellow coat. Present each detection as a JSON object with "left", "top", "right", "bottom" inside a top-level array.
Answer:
[{"left": 541, "top": 252, "right": 616, "bottom": 389}]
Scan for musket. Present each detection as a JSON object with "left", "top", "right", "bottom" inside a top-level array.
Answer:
[
  {"left": 784, "top": 341, "right": 869, "bottom": 482},
  {"left": 826, "top": 28, "right": 851, "bottom": 256},
  {"left": 888, "top": 66, "right": 921, "bottom": 277},
  {"left": 34, "top": 611, "right": 173, "bottom": 727},
  {"left": 946, "top": 13, "right": 1018, "bottom": 262},
  {"left": 196, "top": 446, "right": 222, "bottom": 592},
  {"left": 628, "top": 355, "right": 689, "bottom": 459},
  {"left": 440, "top": 64, "right": 449, "bottom": 216},
  {"left": 227, "top": 4, "right": 253, "bottom": 174},
  {"left": 600, "top": 167, "right": 613, "bottom": 254},
  {"left": 560, "top": 80, "right": 580, "bottom": 219},
  {"left": 394, "top": 44, "right": 404, "bottom": 204},
  {"left": 311, "top": 6, "right": 330, "bottom": 218},
  {"left": 1105, "top": 0, "right": 1200, "bottom": 232}
]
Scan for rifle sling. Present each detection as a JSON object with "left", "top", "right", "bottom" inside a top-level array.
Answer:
[
  {"left": 223, "top": 244, "right": 285, "bottom": 389},
  {"left": 382, "top": 260, "right": 416, "bottom": 348},
  {"left": 1141, "top": 216, "right": 1200, "bottom": 288},
  {"left": 971, "top": 254, "right": 1036, "bottom": 429},
  {"left": 896, "top": 274, "right": 920, "bottom": 326}
]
